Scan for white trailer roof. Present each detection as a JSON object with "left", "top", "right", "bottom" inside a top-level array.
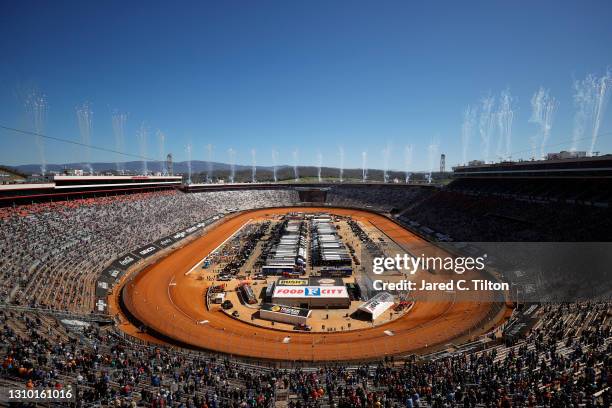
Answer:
[{"left": 358, "top": 292, "right": 395, "bottom": 320}]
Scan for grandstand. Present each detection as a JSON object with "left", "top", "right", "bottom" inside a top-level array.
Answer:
[
  {"left": 0, "top": 162, "right": 610, "bottom": 406},
  {"left": 397, "top": 156, "right": 612, "bottom": 242},
  {"left": 0, "top": 166, "right": 27, "bottom": 184},
  {"left": 0, "top": 174, "right": 183, "bottom": 206}
]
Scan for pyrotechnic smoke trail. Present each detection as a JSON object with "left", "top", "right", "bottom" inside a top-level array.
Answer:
[
  {"left": 496, "top": 89, "right": 514, "bottom": 160},
  {"left": 76, "top": 102, "right": 94, "bottom": 174},
  {"left": 404, "top": 145, "right": 413, "bottom": 183},
  {"left": 228, "top": 148, "right": 236, "bottom": 183},
  {"left": 316, "top": 151, "right": 323, "bottom": 182},
  {"left": 461, "top": 105, "right": 477, "bottom": 165},
  {"left": 272, "top": 149, "right": 279, "bottom": 182},
  {"left": 251, "top": 148, "right": 257, "bottom": 182},
  {"left": 157, "top": 130, "right": 167, "bottom": 174},
  {"left": 25, "top": 90, "right": 47, "bottom": 175},
  {"left": 427, "top": 139, "right": 439, "bottom": 184},
  {"left": 479, "top": 95, "right": 495, "bottom": 163},
  {"left": 293, "top": 149, "right": 299, "bottom": 181},
  {"left": 136, "top": 123, "right": 148, "bottom": 175},
  {"left": 529, "top": 87, "right": 558, "bottom": 159},
  {"left": 361, "top": 151, "right": 367, "bottom": 182},
  {"left": 206, "top": 144, "right": 213, "bottom": 182},
  {"left": 339, "top": 146, "right": 345, "bottom": 182},
  {"left": 382, "top": 143, "right": 391, "bottom": 183},
  {"left": 590, "top": 73, "right": 611, "bottom": 155},
  {"left": 186, "top": 143, "right": 192, "bottom": 184},
  {"left": 111, "top": 112, "right": 127, "bottom": 173},
  {"left": 572, "top": 71, "right": 612, "bottom": 155}
]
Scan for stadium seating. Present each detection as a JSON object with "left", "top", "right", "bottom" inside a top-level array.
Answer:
[
  {"left": 397, "top": 189, "right": 612, "bottom": 242},
  {"left": 327, "top": 185, "right": 432, "bottom": 213},
  {"left": 0, "top": 185, "right": 610, "bottom": 406},
  {"left": 1, "top": 302, "right": 609, "bottom": 406},
  {"left": 0, "top": 189, "right": 299, "bottom": 312}
]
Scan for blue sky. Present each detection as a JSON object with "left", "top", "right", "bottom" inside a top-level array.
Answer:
[{"left": 1, "top": 0, "right": 611, "bottom": 171}]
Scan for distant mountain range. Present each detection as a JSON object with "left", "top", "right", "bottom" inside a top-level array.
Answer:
[
  {"left": 7, "top": 160, "right": 435, "bottom": 183},
  {"left": 11, "top": 160, "right": 269, "bottom": 175}
]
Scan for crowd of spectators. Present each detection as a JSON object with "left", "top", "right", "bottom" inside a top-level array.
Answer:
[
  {"left": 0, "top": 308, "right": 279, "bottom": 407},
  {"left": 448, "top": 178, "right": 612, "bottom": 208},
  {"left": 0, "top": 189, "right": 299, "bottom": 313},
  {"left": 398, "top": 189, "right": 612, "bottom": 242},
  {"left": 191, "top": 190, "right": 299, "bottom": 212},
  {"left": 326, "top": 186, "right": 432, "bottom": 213},
  {"left": 0, "top": 183, "right": 611, "bottom": 407},
  {"left": 323, "top": 182, "right": 611, "bottom": 241},
  {"left": 4, "top": 180, "right": 606, "bottom": 315},
  {"left": 1, "top": 302, "right": 609, "bottom": 407}
]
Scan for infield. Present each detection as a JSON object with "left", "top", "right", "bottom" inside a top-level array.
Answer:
[{"left": 113, "top": 207, "right": 509, "bottom": 362}]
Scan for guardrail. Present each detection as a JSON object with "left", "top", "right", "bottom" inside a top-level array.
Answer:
[
  {"left": 0, "top": 303, "right": 113, "bottom": 323},
  {"left": 93, "top": 213, "right": 225, "bottom": 314}
]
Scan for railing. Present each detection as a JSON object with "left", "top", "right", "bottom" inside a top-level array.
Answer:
[{"left": 0, "top": 303, "right": 113, "bottom": 323}]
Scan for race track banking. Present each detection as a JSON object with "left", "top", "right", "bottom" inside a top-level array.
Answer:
[{"left": 117, "top": 207, "right": 507, "bottom": 362}]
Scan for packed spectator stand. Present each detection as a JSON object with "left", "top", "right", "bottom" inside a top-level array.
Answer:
[
  {"left": 0, "top": 189, "right": 299, "bottom": 313},
  {"left": 0, "top": 181, "right": 610, "bottom": 406},
  {"left": 1, "top": 302, "right": 609, "bottom": 407},
  {"left": 396, "top": 179, "right": 612, "bottom": 242}
]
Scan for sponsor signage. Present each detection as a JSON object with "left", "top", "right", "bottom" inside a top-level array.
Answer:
[
  {"left": 97, "top": 266, "right": 124, "bottom": 284},
  {"left": 98, "top": 216, "right": 218, "bottom": 304},
  {"left": 95, "top": 281, "right": 109, "bottom": 297},
  {"left": 96, "top": 298, "right": 107, "bottom": 312},
  {"left": 172, "top": 223, "right": 200, "bottom": 240},
  {"left": 277, "top": 278, "right": 308, "bottom": 286},
  {"left": 95, "top": 265, "right": 126, "bottom": 297},
  {"left": 261, "top": 303, "right": 310, "bottom": 317},
  {"left": 309, "top": 277, "right": 343, "bottom": 286},
  {"left": 185, "top": 225, "right": 199, "bottom": 234},
  {"left": 273, "top": 286, "right": 349, "bottom": 298},
  {"left": 169, "top": 218, "right": 217, "bottom": 241},
  {"left": 320, "top": 268, "right": 352, "bottom": 277},
  {"left": 304, "top": 287, "right": 320, "bottom": 296},
  {"left": 105, "top": 267, "right": 122, "bottom": 280},
  {"left": 172, "top": 230, "right": 189, "bottom": 240},
  {"left": 135, "top": 243, "right": 160, "bottom": 258},
  {"left": 155, "top": 236, "right": 175, "bottom": 248},
  {"left": 113, "top": 253, "right": 140, "bottom": 270}
]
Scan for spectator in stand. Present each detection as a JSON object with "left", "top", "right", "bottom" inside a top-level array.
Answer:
[{"left": 1, "top": 303, "right": 609, "bottom": 407}]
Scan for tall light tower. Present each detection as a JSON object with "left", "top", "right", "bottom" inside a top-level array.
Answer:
[{"left": 440, "top": 154, "right": 446, "bottom": 173}]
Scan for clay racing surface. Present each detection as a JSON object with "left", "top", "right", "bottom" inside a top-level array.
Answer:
[{"left": 117, "top": 207, "right": 506, "bottom": 362}]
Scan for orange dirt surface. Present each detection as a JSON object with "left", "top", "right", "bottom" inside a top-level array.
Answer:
[{"left": 115, "top": 207, "right": 507, "bottom": 362}]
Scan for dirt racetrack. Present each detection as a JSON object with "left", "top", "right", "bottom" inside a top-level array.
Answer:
[{"left": 116, "top": 207, "right": 507, "bottom": 362}]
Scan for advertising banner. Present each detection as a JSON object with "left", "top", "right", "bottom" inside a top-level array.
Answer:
[
  {"left": 273, "top": 286, "right": 349, "bottom": 298},
  {"left": 134, "top": 243, "right": 161, "bottom": 258},
  {"left": 155, "top": 236, "right": 175, "bottom": 248},
  {"left": 261, "top": 303, "right": 311, "bottom": 317},
  {"left": 112, "top": 253, "right": 141, "bottom": 270}
]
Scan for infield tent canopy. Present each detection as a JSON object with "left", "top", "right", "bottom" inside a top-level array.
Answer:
[{"left": 358, "top": 291, "right": 395, "bottom": 320}]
